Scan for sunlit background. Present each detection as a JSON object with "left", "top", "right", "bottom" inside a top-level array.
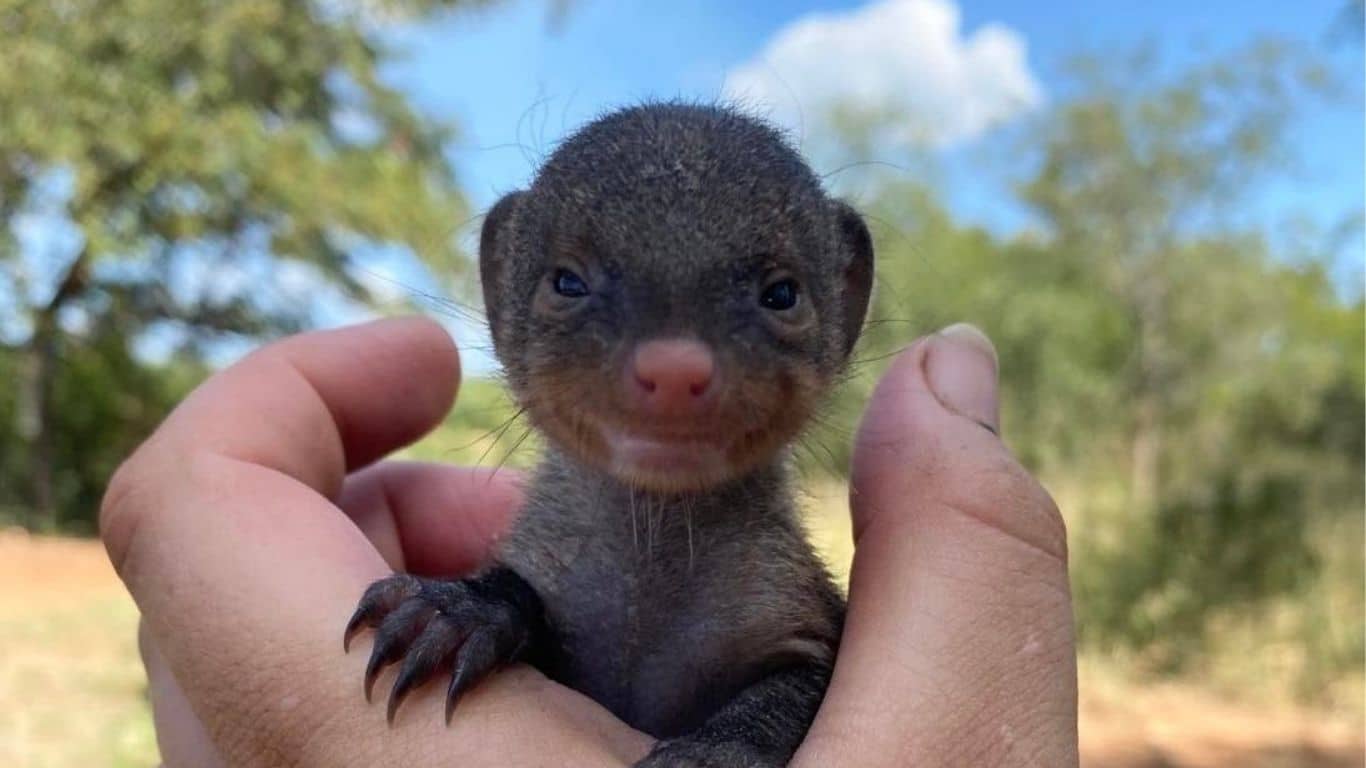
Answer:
[{"left": 1, "top": 1, "right": 1362, "bottom": 765}]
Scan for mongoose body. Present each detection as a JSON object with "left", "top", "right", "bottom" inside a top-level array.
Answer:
[{"left": 346, "top": 102, "right": 875, "bottom": 766}]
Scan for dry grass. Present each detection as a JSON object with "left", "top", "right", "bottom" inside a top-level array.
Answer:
[
  {"left": 0, "top": 531, "right": 157, "bottom": 767},
  {"left": 1079, "top": 657, "right": 1364, "bottom": 768},
  {"left": 1, "top": 517, "right": 1360, "bottom": 768}
]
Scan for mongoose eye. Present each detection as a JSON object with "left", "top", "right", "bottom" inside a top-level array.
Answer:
[
  {"left": 553, "top": 268, "right": 590, "bottom": 298},
  {"left": 759, "top": 279, "right": 799, "bottom": 311}
]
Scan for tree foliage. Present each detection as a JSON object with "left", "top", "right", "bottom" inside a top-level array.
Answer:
[
  {"left": 0, "top": 0, "right": 484, "bottom": 527},
  {"left": 825, "top": 42, "right": 1363, "bottom": 688}
]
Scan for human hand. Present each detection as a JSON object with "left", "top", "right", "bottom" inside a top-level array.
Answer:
[
  {"left": 102, "top": 317, "right": 654, "bottom": 767},
  {"left": 793, "top": 324, "right": 1079, "bottom": 767},
  {"left": 104, "top": 318, "right": 1075, "bottom": 767}
]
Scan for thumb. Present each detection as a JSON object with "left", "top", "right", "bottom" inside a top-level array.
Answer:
[
  {"left": 925, "top": 322, "right": 1001, "bottom": 435},
  {"left": 794, "top": 324, "right": 1077, "bottom": 768},
  {"left": 847, "top": 324, "right": 1063, "bottom": 554}
]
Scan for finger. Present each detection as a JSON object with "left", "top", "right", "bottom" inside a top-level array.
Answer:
[
  {"left": 100, "top": 318, "right": 462, "bottom": 762},
  {"left": 99, "top": 319, "right": 650, "bottom": 765},
  {"left": 136, "top": 469, "right": 643, "bottom": 766},
  {"left": 846, "top": 332, "right": 1064, "bottom": 554},
  {"left": 107, "top": 315, "right": 459, "bottom": 530},
  {"left": 139, "top": 620, "right": 226, "bottom": 768},
  {"left": 338, "top": 462, "right": 524, "bottom": 575},
  {"left": 795, "top": 327, "right": 1078, "bottom": 768}
]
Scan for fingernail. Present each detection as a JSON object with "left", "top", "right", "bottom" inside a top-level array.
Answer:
[{"left": 926, "top": 323, "right": 1000, "bottom": 435}]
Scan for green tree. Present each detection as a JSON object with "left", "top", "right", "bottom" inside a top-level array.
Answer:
[
  {"left": 0, "top": 0, "right": 485, "bottom": 529},
  {"left": 823, "top": 41, "right": 1362, "bottom": 686},
  {"left": 1019, "top": 43, "right": 1337, "bottom": 509},
  {"left": 1010, "top": 44, "right": 1360, "bottom": 673}
]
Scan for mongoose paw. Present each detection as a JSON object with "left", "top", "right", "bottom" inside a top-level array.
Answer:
[
  {"left": 634, "top": 738, "right": 780, "bottom": 768},
  {"left": 343, "top": 570, "right": 541, "bottom": 725}
]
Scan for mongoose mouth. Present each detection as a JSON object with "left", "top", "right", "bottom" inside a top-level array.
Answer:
[{"left": 603, "top": 428, "right": 733, "bottom": 491}]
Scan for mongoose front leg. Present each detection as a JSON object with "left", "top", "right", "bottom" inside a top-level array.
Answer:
[
  {"left": 636, "top": 662, "right": 832, "bottom": 768},
  {"left": 343, "top": 568, "right": 546, "bottom": 724}
]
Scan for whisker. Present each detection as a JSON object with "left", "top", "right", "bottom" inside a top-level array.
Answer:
[
  {"left": 630, "top": 485, "right": 639, "bottom": 556},
  {"left": 819, "top": 158, "right": 917, "bottom": 180},
  {"left": 474, "top": 407, "right": 528, "bottom": 467},
  {"left": 454, "top": 406, "right": 528, "bottom": 454},
  {"left": 849, "top": 346, "right": 913, "bottom": 367},
  {"left": 489, "top": 425, "right": 535, "bottom": 479},
  {"left": 347, "top": 264, "right": 489, "bottom": 327}
]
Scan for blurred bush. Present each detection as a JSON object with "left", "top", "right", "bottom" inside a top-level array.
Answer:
[{"left": 814, "top": 42, "right": 1364, "bottom": 700}]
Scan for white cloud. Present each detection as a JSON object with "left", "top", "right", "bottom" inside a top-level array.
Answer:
[{"left": 723, "top": 0, "right": 1042, "bottom": 149}]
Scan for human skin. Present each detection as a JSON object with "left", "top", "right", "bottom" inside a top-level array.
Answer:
[{"left": 101, "top": 317, "right": 1078, "bottom": 767}]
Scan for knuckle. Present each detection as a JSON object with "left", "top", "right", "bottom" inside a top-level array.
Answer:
[
  {"left": 99, "top": 445, "right": 220, "bottom": 578},
  {"left": 99, "top": 454, "right": 154, "bottom": 577},
  {"left": 1013, "top": 473, "right": 1069, "bottom": 563},
  {"left": 946, "top": 450, "right": 1070, "bottom": 564}
]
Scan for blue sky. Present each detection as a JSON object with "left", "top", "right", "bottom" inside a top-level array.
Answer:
[
  {"left": 367, "top": 0, "right": 1362, "bottom": 372},
  {"left": 383, "top": 0, "right": 1361, "bottom": 224}
]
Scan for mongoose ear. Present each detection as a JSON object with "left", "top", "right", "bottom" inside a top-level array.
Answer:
[
  {"left": 833, "top": 201, "right": 874, "bottom": 357},
  {"left": 480, "top": 191, "right": 525, "bottom": 347}
]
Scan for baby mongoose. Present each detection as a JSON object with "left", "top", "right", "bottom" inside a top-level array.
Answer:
[{"left": 344, "top": 102, "right": 875, "bottom": 767}]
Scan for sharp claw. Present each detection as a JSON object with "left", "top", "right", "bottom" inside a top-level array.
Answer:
[
  {"left": 388, "top": 618, "right": 464, "bottom": 726},
  {"left": 444, "top": 660, "right": 475, "bottom": 724},
  {"left": 386, "top": 688, "right": 403, "bottom": 727},
  {"left": 363, "top": 596, "right": 437, "bottom": 702},
  {"left": 443, "top": 673, "right": 463, "bottom": 726},
  {"left": 347, "top": 570, "right": 538, "bottom": 727},
  {"left": 386, "top": 656, "right": 429, "bottom": 724},
  {"left": 364, "top": 642, "right": 389, "bottom": 703},
  {"left": 363, "top": 628, "right": 405, "bottom": 703},
  {"left": 445, "top": 628, "right": 497, "bottom": 725},
  {"left": 343, "top": 605, "right": 371, "bottom": 653},
  {"left": 344, "top": 575, "right": 422, "bottom": 653},
  {"left": 386, "top": 659, "right": 421, "bottom": 724}
]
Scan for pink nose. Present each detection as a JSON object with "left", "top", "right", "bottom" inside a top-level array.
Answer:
[{"left": 629, "top": 338, "right": 716, "bottom": 415}]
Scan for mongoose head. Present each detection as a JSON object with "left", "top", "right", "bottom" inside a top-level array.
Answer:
[{"left": 480, "top": 102, "right": 874, "bottom": 492}]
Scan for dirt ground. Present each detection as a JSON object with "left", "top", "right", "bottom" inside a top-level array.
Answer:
[{"left": 1, "top": 530, "right": 1361, "bottom": 767}]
